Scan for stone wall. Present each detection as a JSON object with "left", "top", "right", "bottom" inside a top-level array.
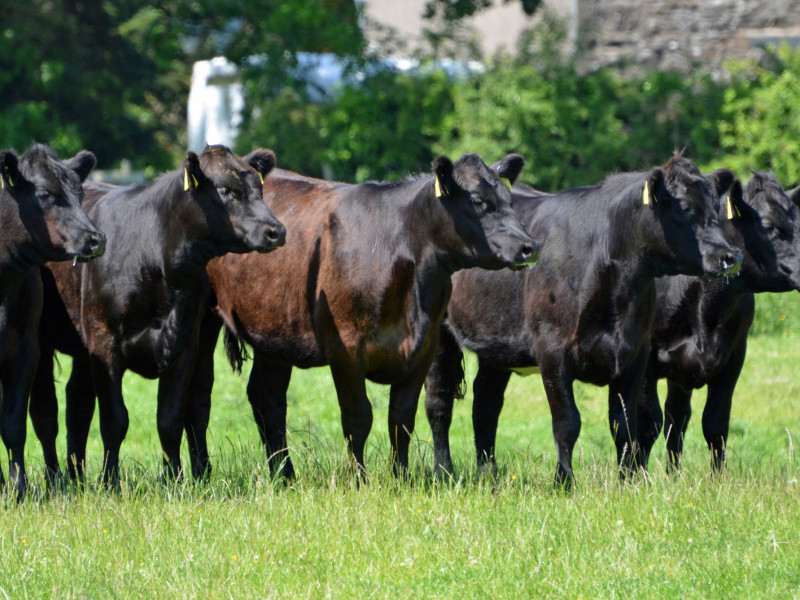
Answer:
[{"left": 577, "top": 0, "right": 800, "bottom": 74}]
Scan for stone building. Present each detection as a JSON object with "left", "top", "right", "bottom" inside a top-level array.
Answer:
[{"left": 363, "top": 0, "right": 800, "bottom": 73}]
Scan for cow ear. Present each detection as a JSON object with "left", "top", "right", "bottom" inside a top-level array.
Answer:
[
  {"left": 65, "top": 150, "right": 97, "bottom": 183},
  {"left": 245, "top": 149, "right": 276, "bottom": 182},
  {"left": 707, "top": 168, "right": 736, "bottom": 198},
  {"left": 786, "top": 185, "right": 800, "bottom": 209},
  {"left": 643, "top": 167, "right": 666, "bottom": 206},
  {"left": 182, "top": 151, "right": 204, "bottom": 191},
  {"left": 432, "top": 155, "right": 456, "bottom": 198},
  {"left": 490, "top": 153, "right": 525, "bottom": 186},
  {"left": 0, "top": 150, "right": 20, "bottom": 190},
  {"left": 725, "top": 179, "right": 745, "bottom": 220}
]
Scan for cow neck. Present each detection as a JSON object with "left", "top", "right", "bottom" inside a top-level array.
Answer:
[
  {"left": 585, "top": 183, "right": 659, "bottom": 295},
  {"left": 725, "top": 216, "right": 790, "bottom": 294},
  {"left": 0, "top": 199, "right": 43, "bottom": 288},
  {"left": 153, "top": 174, "right": 216, "bottom": 287},
  {"left": 381, "top": 178, "right": 455, "bottom": 345}
]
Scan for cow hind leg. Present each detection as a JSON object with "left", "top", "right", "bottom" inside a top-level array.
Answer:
[
  {"left": 424, "top": 324, "right": 464, "bottom": 477},
  {"left": 247, "top": 352, "right": 294, "bottom": 480},
  {"left": 472, "top": 362, "right": 512, "bottom": 475}
]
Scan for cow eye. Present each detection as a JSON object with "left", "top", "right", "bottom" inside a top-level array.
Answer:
[
  {"left": 36, "top": 191, "right": 55, "bottom": 209},
  {"left": 762, "top": 222, "right": 776, "bottom": 236},
  {"left": 217, "top": 186, "right": 234, "bottom": 199},
  {"left": 677, "top": 201, "right": 691, "bottom": 214},
  {"left": 471, "top": 195, "right": 485, "bottom": 207}
]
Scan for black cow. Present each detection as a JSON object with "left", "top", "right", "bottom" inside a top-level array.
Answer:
[
  {"left": 637, "top": 173, "right": 800, "bottom": 472},
  {"left": 424, "top": 154, "right": 743, "bottom": 486},
  {"left": 0, "top": 144, "right": 105, "bottom": 496},
  {"left": 28, "top": 145, "right": 285, "bottom": 486},
  {"left": 183, "top": 153, "right": 539, "bottom": 480}
]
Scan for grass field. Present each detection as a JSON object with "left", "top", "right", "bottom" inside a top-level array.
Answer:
[{"left": 2, "top": 294, "right": 800, "bottom": 598}]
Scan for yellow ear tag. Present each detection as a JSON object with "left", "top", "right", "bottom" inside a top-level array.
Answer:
[
  {"left": 726, "top": 195, "right": 734, "bottom": 219},
  {"left": 642, "top": 181, "right": 650, "bottom": 205},
  {"left": 258, "top": 172, "right": 264, "bottom": 185},
  {"left": 500, "top": 177, "right": 512, "bottom": 190},
  {"left": 434, "top": 174, "right": 443, "bottom": 198},
  {"left": 184, "top": 168, "right": 198, "bottom": 191},
  {"left": 3, "top": 166, "right": 12, "bottom": 188},
  {"left": 0, "top": 175, "right": 4, "bottom": 190}
]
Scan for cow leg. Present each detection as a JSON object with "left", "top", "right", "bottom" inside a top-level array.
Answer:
[
  {"left": 472, "top": 362, "right": 512, "bottom": 474},
  {"left": 388, "top": 365, "right": 431, "bottom": 477},
  {"left": 538, "top": 355, "right": 581, "bottom": 488},
  {"left": 608, "top": 348, "right": 649, "bottom": 478},
  {"left": 184, "top": 309, "right": 222, "bottom": 480},
  {"left": 247, "top": 352, "right": 294, "bottom": 479},
  {"left": 0, "top": 344, "right": 39, "bottom": 500},
  {"left": 663, "top": 381, "right": 693, "bottom": 473},
  {"left": 424, "top": 324, "right": 464, "bottom": 476},
  {"left": 703, "top": 342, "right": 746, "bottom": 472},
  {"left": 90, "top": 357, "right": 129, "bottom": 489},
  {"left": 635, "top": 364, "right": 664, "bottom": 470},
  {"left": 157, "top": 345, "right": 204, "bottom": 481},
  {"left": 329, "top": 362, "right": 373, "bottom": 475},
  {"left": 64, "top": 358, "right": 97, "bottom": 482},
  {"left": 29, "top": 348, "right": 61, "bottom": 483}
]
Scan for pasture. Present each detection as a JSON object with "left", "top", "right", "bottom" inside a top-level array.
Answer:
[{"left": 2, "top": 293, "right": 800, "bottom": 599}]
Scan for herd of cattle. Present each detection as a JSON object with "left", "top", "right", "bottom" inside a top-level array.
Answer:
[{"left": 1, "top": 142, "right": 797, "bottom": 498}]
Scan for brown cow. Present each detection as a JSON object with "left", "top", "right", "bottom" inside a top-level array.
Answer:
[{"left": 183, "top": 153, "right": 538, "bottom": 479}]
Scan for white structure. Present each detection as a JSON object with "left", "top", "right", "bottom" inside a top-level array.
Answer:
[{"left": 187, "top": 56, "right": 244, "bottom": 153}]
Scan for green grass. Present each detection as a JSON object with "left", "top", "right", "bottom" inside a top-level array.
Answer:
[{"left": 3, "top": 296, "right": 800, "bottom": 598}]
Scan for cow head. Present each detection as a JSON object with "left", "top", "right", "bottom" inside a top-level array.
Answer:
[
  {"left": 431, "top": 153, "right": 538, "bottom": 271},
  {"left": 724, "top": 172, "right": 800, "bottom": 291},
  {"left": 0, "top": 144, "right": 106, "bottom": 267},
  {"left": 183, "top": 145, "right": 285, "bottom": 255},
  {"left": 641, "top": 155, "right": 742, "bottom": 278}
]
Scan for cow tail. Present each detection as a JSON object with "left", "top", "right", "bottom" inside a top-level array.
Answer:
[{"left": 223, "top": 326, "right": 251, "bottom": 374}]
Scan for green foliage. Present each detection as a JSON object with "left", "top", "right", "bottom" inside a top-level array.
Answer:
[
  {"left": 717, "top": 43, "right": 800, "bottom": 187},
  {"left": 239, "top": 66, "right": 455, "bottom": 182},
  {"left": 435, "top": 21, "right": 729, "bottom": 191}
]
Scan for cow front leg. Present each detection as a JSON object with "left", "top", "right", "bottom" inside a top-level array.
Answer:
[
  {"left": 636, "top": 363, "right": 664, "bottom": 470},
  {"left": 184, "top": 309, "right": 222, "bottom": 480},
  {"left": 472, "top": 362, "right": 512, "bottom": 475},
  {"left": 608, "top": 350, "right": 647, "bottom": 479},
  {"left": 424, "top": 324, "right": 464, "bottom": 476},
  {"left": 663, "top": 381, "right": 693, "bottom": 473},
  {"left": 64, "top": 358, "right": 96, "bottom": 482},
  {"left": 1, "top": 345, "right": 39, "bottom": 500},
  {"left": 330, "top": 362, "right": 373, "bottom": 477},
  {"left": 538, "top": 355, "right": 581, "bottom": 488},
  {"left": 388, "top": 366, "right": 430, "bottom": 477},
  {"left": 29, "top": 348, "right": 62, "bottom": 484},
  {"left": 703, "top": 343, "right": 746, "bottom": 472},
  {"left": 90, "top": 356, "right": 129, "bottom": 489},
  {"left": 157, "top": 345, "right": 202, "bottom": 481},
  {"left": 247, "top": 352, "right": 294, "bottom": 480}
]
